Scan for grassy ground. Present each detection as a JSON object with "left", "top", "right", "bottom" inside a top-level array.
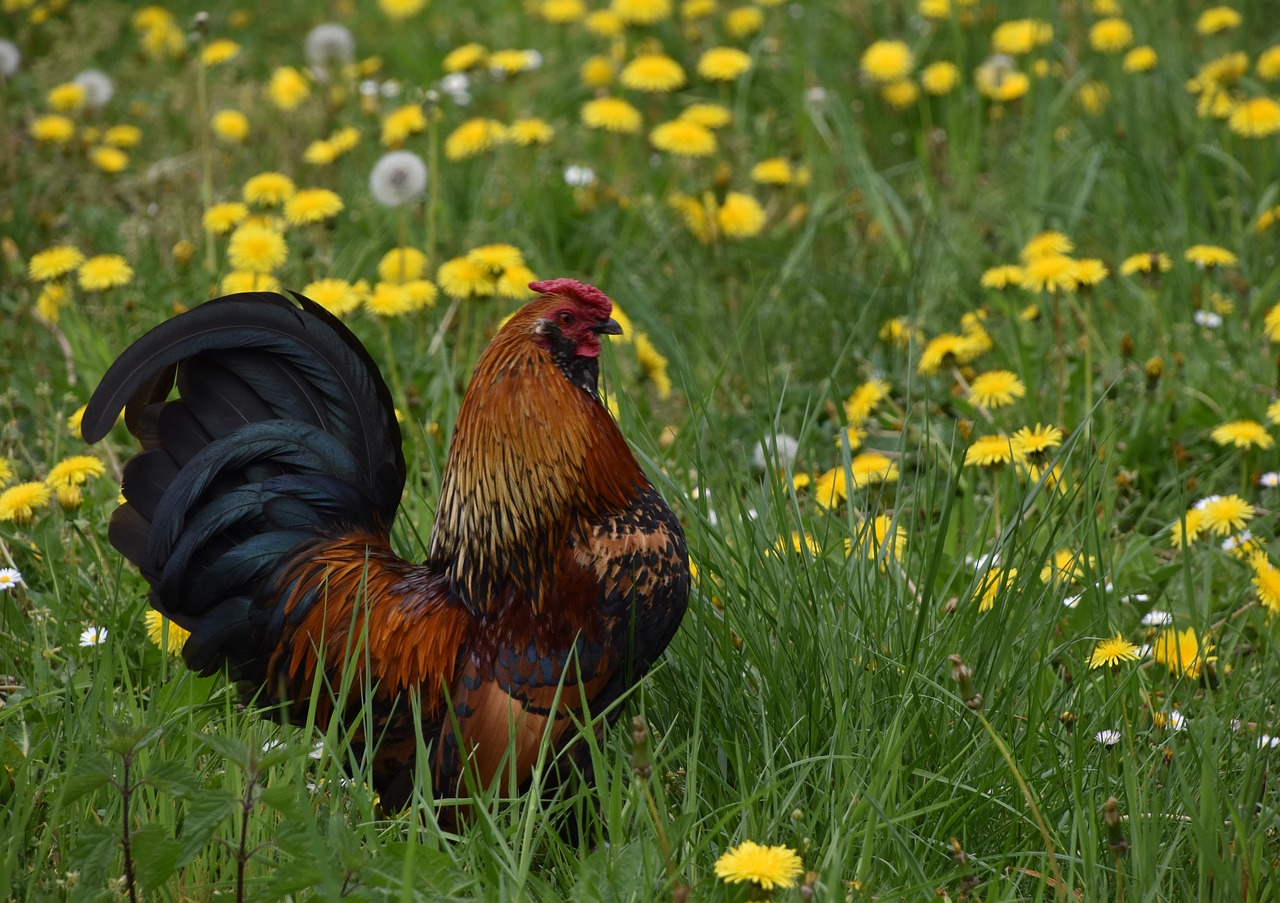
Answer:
[{"left": 3, "top": 0, "right": 1280, "bottom": 899}]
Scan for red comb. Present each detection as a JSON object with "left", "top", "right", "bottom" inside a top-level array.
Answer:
[{"left": 529, "top": 278, "right": 613, "bottom": 318}]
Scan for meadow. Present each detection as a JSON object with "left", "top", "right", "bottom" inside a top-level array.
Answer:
[{"left": 3, "top": 0, "right": 1280, "bottom": 899}]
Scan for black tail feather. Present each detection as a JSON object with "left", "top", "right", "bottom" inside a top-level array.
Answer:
[{"left": 86, "top": 292, "right": 406, "bottom": 677}]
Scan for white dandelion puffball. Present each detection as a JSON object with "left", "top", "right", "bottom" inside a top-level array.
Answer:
[
  {"left": 751, "top": 433, "right": 800, "bottom": 474},
  {"left": 369, "top": 151, "right": 428, "bottom": 207},
  {"left": 563, "top": 165, "right": 596, "bottom": 187},
  {"left": 74, "top": 69, "right": 114, "bottom": 108},
  {"left": 304, "top": 23, "right": 355, "bottom": 75},
  {"left": 0, "top": 39, "right": 21, "bottom": 78}
]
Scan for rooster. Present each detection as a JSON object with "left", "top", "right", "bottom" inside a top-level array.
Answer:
[{"left": 82, "top": 279, "right": 690, "bottom": 812}]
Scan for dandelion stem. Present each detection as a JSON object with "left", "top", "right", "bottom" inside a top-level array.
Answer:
[
  {"left": 195, "top": 39, "right": 216, "bottom": 274},
  {"left": 426, "top": 110, "right": 439, "bottom": 268}
]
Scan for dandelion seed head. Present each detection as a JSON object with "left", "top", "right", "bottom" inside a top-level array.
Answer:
[
  {"left": 369, "top": 150, "right": 428, "bottom": 207},
  {"left": 73, "top": 69, "right": 114, "bottom": 108}
]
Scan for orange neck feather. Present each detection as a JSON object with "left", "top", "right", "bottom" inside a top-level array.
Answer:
[{"left": 427, "top": 305, "right": 645, "bottom": 615}]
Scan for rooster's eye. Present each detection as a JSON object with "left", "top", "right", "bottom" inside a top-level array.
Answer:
[{"left": 557, "top": 311, "right": 575, "bottom": 327}]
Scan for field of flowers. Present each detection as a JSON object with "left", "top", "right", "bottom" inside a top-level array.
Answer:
[{"left": 3, "top": 0, "right": 1280, "bottom": 899}]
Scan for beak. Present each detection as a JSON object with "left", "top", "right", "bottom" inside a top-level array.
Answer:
[{"left": 592, "top": 318, "right": 623, "bottom": 336}]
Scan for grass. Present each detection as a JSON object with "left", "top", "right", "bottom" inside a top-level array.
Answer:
[{"left": 3, "top": 0, "right": 1280, "bottom": 899}]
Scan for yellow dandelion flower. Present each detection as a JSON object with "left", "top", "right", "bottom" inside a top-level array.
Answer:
[
  {"left": 1120, "top": 251, "right": 1172, "bottom": 275},
  {"left": 48, "top": 82, "right": 87, "bottom": 112},
  {"left": 36, "top": 283, "right": 71, "bottom": 322},
  {"left": 714, "top": 841, "right": 803, "bottom": 892},
  {"left": 717, "top": 192, "right": 766, "bottom": 239},
  {"left": 1089, "top": 635, "right": 1140, "bottom": 669},
  {"left": 89, "top": 146, "right": 128, "bottom": 173},
  {"left": 303, "top": 140, "right": 338, "bottom": 165},
  {"left": 1196, "top": 6, "right": 1241, "bottom": 35},
  {"left": 634, "top": 333, "right": 672, "bottom": 398},
  {"left": 611, "top": 0, "right": 672, "bottom": 26},
  {"left": 861, "top": 40, "right": 914, "bottom": 83},
  {"left": 444, "top": 43, "right": 488, "bottom": 73},
  {"left": 843, "top": 380, "right": 891, "bottom": 425},
  {"left": 145, "top": 609, "right": 191, "bottom": 655},
  {"left": 488, "top": 49, "right": 538, "bottom": 75},
  {"left": 620, "top": 53, "right": 686, "bottom": 92},
  {"left": 1021, "top": 230, "right": 1074, "bottom": 261},
  {"left": 975, "top": 566, "right": 1017, "bottom": 612},
  {"left": 445, "top": 118, "right": 506, "bottom": 161},
  {"left": 1041, "top": 548, "right": 1092, "bottom": 585},
  {"left": 437, "top": 256, "right": 497, "bottom": 298},
  {"left": 227, "top": 224, "right": 287, "bottom": 273},
  {"left": 403, "top": 279, "right": 439, "bottom": 309},
  {"left": 468, "top": 244, "right": 525, "bottom": 274},
  {"left": 1259, "top": 46, "right": 1280, "bottom": 80},
  {"left": 725, "top": 6, "right": 763, "bottom": 38},
  {"left": 283, "top": 188, "right": 344, "bottom": 226},
  {"left": 1123, "top": 46, "right": 1158, "bottom": 73},
  {"left": 582, "top": 97, "right": 642, "bottom": 134},
  {"left": 378, "top": 247, "right": 427, "bottom": 282},
  {"left": 1011, "top": 423, "right": 1063, "bottom": 459},
  {"left": 975, "top": 63, "right": 1030, "bottom": 102},
  {"left": 650, "top": 119, "right": 717, "bottom": 156},
  {"left": 921, "top": 61, "right": 960, "bottom": 95},
  {"left": 682, "top": 0, "right": 717, "bottom": 19},
  {"left": 1228, "top": 97, "right": 1280, "bottom": 138},
  {"left": 497, "top": 265, "right": 539, "bottom": 299},
  {"left": 45, "top": 455, "right": 106, "bottom": 490},
  {"left": 680, "top": 103, "right": 732, "bottom": 129},
  {"left": 697, "top": 47, "right": 752, "bottom": 81},
  {"left": 584, "top": 9, "right": 624, "bottom": 36},
  {"left": 379, "top": 0, "right": 427, "bottom": 20},
  {"left": 1251, "top": 556, "right": 1280, "bottom": 613},
  {"left": 1072, "top": 258, "right": 1109, "bottom": 286},
  {"left": 102, "top": 125, "right": 142, "bottom": 149},
  {"left": 1170, "top": 508, "right": 1204, "bottom": 548},
  {"left": 813, "top": 467, "right": 847, "bottom": 509},
  {"left": 381, "top": 103, "right": 427, "bottom": 147},
  {"left": 881, "top": 78, "right": 920, "bottom": 110},
  {"left": 203, "top": 202, "right": 250, "bottom": 236},
  {"left": 243, "top": 172, "right": 295, "bottom": 207},
  {"left": 30, "top": 114, "right": 75, "bottom": 144},
  {"left": 1267, "top": 398, "right": 1280, "bottom": 424},
  {"left": 508, "top": 117, "right": 554, "bottom": 146},
  {"left": 580, "top": 55, "right": 615, "bottom": 88},
  {"left": 201, "top": 38, "right": 240, "bottom": 66},
  {"left": 917, "top": 333, "right": 968, "bottom": 375},
  {"left": 848, "top": 453, "right": 899, "bottom": 488},
  {"left": 302, "top": 278, "right": 361, "bottom": 316},
  {"left": 78, "top": 255, "right": 134, "bottom": 291},
  {"left": 29, "top": 245, "right": 84, "bottom": 282},
  {"left": 211, "top": 109, "right": 249, "bottom": 143},
  {"left": 966, "top": 434, "right": 1021, "bottom": 468},
  {"left": 365, "top": 281, "right": 415, "bottom": 317},
  {"left": 1198, "top": 494, "right": 1253, "bottom": 536},
  {"left": 773, "top": 531, "right": 821, "bottom": 557},
  {"left": 1019, "top": 254, "right": 1078, "bottom": 293},
  {"left": 221, "top": 272, "right": 281, "bottom": 294},
  {"left": 1153, "top": 627, "right": 1213, "bottom": 679},
  {"left": 542, "top": 0, "right": 586, "bottom": 23},
  {"left": 0, "top": 482, "right": 52, "bottom": 523},
  {"left": 992, "top": 19, "right": 1053, "bottom": 55},
  {"left": 1185, "top": 244, "right": 1237, "bottom": 268},
  {"left": 981, "top": 264, "right": 1023, "bottom": 289},
  {"left": 750, "top": 158, "right": 793, "bottom": 186},
  {"left": 267, "top": 66, "right": 310, "bottom": 112},
  {"left": 67, "top": 405, "right": 89, "bottom": 439},
  {"left": 1211, "top": 419, "right": 1273, "bottom": 450},
  {"left": 846, "top": 514, "right": 907, "bottom": 568},
  {"left": 1089, "top": 18, "right": 1133, "bottom": 53},
  {"left": 968, "top": 370, "right": 1026, "bottom": 409}
]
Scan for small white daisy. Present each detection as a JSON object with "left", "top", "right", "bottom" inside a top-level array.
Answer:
[
  {"left": 1121, "top": 593, "right": 1150, "bottom": 603},
  {"left": 1193, "top": 495, "right": 1221, "bottom": 510},
  {"left": 1094, "top": 729, "right": 1122, "bottom": 747},
  {"left": 1258, "top": 734, "right": 1280, "bottom": 749},
  {"left": 751, "top": 433, "right": 800, "bottom": 474},
  {"left": 1222, "top": 531, "right": 1252, "bottom": 552},
  {"left": 1193, "top": 310, "right": 1222, "bottom": 329},
  {"left": 1141, "top": 609, "right": 1173, "bottom": 627},
  {"left": 79, "top": 626, "right": 108, "bottom": 647},
  {"left": 1136, "top": 643, "right": 1153, "bottom": 658},
  {"left": 0, "top": 567, "right": 23, "bottom": 591},
  {"left": 1062, "top": 594, "right": 1081, "bottom": 609},
  {"left": 1260, "top": 472, "right": 1280, "bottom": 488}
]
